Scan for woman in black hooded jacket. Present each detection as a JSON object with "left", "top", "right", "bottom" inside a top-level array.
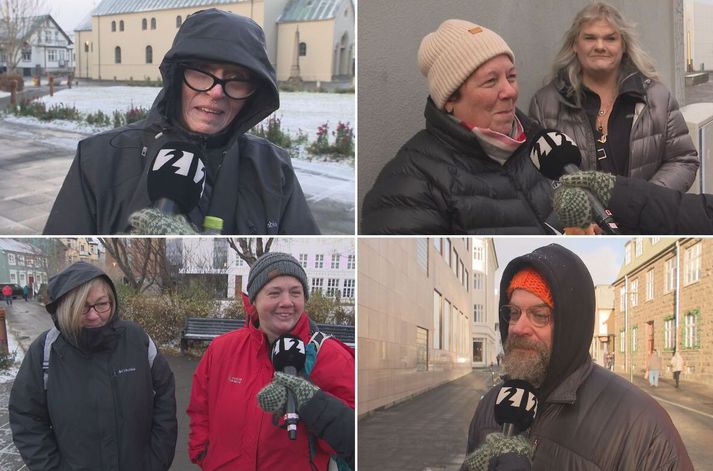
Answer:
[
  {"left": 43, "top": 9, "right": 318, "bottom": 236},
  {"left": 9, "top": 262, "right": 177, "bottom": 470}
]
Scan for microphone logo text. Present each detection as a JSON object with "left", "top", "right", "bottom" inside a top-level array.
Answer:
[{"left": 153, "top": 148, "right": 206, "bottom": 184}]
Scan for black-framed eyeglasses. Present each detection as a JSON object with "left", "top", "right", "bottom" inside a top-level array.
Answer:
[
  {"left": 182, "top": 66, "right": 256, "bottom": 100},
  {"left": 82, "top": 300, "right": 112, "bottom": 315},
  {"left": 500, "top": 303, "right": 553, "bottom": 328}
]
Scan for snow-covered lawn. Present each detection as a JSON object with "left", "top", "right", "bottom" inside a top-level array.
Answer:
[
  {"left": 0, "top": 331, "right": 24, "bottom": 384},
  {"left": 14, "top": 86, "right": 355, "bottom": 140}
]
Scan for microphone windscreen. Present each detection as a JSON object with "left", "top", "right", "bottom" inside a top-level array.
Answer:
[
  {"left": 494, "top": 379, "right": 538, "bottom": 432},
  {"left": 271, "top": 334, "right": 307, "bottom": 372},
  {"left": 147, "top": 141, "right": 206, "bottom": 213},
  {"left": 529, "top": 129, "right": 582, "bottom": 180}
]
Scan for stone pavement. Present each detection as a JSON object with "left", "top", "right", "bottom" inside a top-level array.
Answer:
[{"left": 358, "top": 369, "right": 494, "bottom": 471}]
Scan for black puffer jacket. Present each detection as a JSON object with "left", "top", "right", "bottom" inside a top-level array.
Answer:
[
  {"left": 529, "top": 69, "right": 699, "bottom": 192},
  {"left": 9, "top": 262, "right": 177, "bottom": 471},
  {"left": 361, "top": 98, "right": 557, "bottom": 234},
  {"left": 465, "top": 244, "right": 693, "bottom": 470},
  {"left": 43, "top": 9, "right": 318, "bottom": 235}
]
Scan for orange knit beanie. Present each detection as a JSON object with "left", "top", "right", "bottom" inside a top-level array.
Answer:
[{"left": 507, "top": 267, "right": 554, "bottom": 307}]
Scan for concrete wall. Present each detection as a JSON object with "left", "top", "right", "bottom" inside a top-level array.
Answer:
[
  {"left": 357, "top": 0, "right": 682, "bottom": 226},
  {"left": 359, "top": 237, "right": 473, "bottom": 415}
]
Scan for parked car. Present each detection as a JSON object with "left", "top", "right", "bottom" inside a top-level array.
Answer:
[{"left": 0, "top": 284, "right": 23, "bottom": 299}]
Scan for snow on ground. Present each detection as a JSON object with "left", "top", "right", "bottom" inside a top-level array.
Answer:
[
  {"left": 0, "top": 331, "right": 23, "bottom": 384},
  {"left": 0, "top": 91, "right": 9, "bottom": 99},
  {"left": 28, "top": 86, "right": 354, "bottom": 139}
]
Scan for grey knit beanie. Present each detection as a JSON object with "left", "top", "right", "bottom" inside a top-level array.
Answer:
[
  {"left": 417, "top": 19, "right": 515, "bottom": 109},
  {"left": 247, "top": 252, "right": 310, "bottom": 302}
]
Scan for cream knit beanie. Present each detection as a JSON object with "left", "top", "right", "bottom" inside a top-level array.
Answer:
[{"left": 418, "top": 19, "right": 515, "bottom": 110}]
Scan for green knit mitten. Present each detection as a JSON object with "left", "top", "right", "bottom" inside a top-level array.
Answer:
[
  {"left": 553, "top": 185, "right": 593, "bottom": 228},
  {"left": 257, "top": 372, "right": 320, "bottom": 413},
  {"left": 461, "top": 432, "right": 532, "bottom": 471},
  {"left": 560, "top": 170, "right": 615, "bottom": 205},
  {"left": 128, "top": 208, "right": 198, "bottom": 235}
]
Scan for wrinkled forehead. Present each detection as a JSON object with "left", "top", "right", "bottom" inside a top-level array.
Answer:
[{"left": 185, "top": 61, "right": 253, "bottom": 78}]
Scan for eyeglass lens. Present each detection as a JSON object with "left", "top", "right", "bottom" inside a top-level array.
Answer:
[{"left": 183, "top": 67, "right": 255, "bottom": 99}]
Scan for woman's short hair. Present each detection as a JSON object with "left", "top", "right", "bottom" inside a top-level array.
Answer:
[
  {"left": 55, "top": 277, "right": 115, "bottom": 346},
  {"left": 550, "top": 2, "right": 659, "bottom": 106}
]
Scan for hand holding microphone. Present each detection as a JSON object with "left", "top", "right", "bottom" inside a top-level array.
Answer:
[
  {"left": 128, "top": 208, "right": 198, "bottom": 235},
  {"left": 461, "top": 380, "right": 537, "bottom": 471},
  {"left": 263, "top": 334, "right": 307, "bottom": 440},
  {"left": 529, "top": 130, "right": 620, "bottom": 234},
  {"left": 553, "top": 171, "right": 616, "bottom": 229},
  {"left": 257, "top": 372, "right": 320, "bottom": 414}
]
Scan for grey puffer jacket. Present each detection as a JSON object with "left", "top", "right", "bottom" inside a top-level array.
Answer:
[
  {"left": 9, "top": 262, "right": 177, "bottom": 471},
  {"left": 44, "top": 9, "right": 318, "bottom": 235},
  {"left": 361, "top": 98, "right": 558, "bottom": 234},
  {"left": 529, "top": 71, "right": 699, "bottom": 192},
  {"left": 465, "top": 244, "right": 693, "bottom": 470}
]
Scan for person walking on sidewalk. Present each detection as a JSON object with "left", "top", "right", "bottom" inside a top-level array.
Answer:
[
  {"left": 8, "top": 262, "right": 177, "bottom": 470},
  {"left": 648, "top": 349, "right": 662, "bottom": 387},
  {"left": 462, "top": 244, "right": 693, "bottom": 470},
  {"left": 2, "top": 284, "right": 12, "bottom": 305},
  {"left": 671, "top": 350, "right": 685, "bottom": 389},
  {"left": 22, "top": 284, "right": 29, "bottom": 302}
]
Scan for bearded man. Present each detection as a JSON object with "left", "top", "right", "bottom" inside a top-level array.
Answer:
[{"left": 461, "top": 244, "right": 692, "bottom": 471}]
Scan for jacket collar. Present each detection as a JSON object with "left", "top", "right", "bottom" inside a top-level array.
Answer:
[
  {"left": 554, "top": 63, "right": 650, "bottom": 109},
  {"left": 542, "top": 356, "right": 593, "bottom": 404}
]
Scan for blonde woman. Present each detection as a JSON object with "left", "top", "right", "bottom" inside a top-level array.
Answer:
[
  {"left": 530, "top": 2, "right": 698, "bottom": 192},
  {"left": 9, "top": 262, "right": 177, "bottom": 470}
]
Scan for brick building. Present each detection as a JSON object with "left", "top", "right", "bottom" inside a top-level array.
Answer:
[{"left": 613, "top": 237, "right": 713, "bottom": 387}]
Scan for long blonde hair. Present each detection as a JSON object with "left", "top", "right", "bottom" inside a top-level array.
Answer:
[
  {"left": 550, "top": 2, "right": 659, "bottom": 106},
  {"left": 55, "top": 278, "right": 115, "bottom": 346}
]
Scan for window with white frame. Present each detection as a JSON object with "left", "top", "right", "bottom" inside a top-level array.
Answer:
[
  {"left": 311, "top": 278, "right": 323, "bottom": 294},
  {"left": 48, "top": 49, "right": 57, "bottom": 61},
  {"left": 646, "top": 269, "right": 654, "bottom": 301},
  {"left": 326, "top": 278, "right": 339, "bottom": 297},
  {"left": 650, "top": 237, "right": 660, "bottom": 245},
  {"left": 314, "top": 254, "right": 324, "bottom": 269},
  {"left": 433, "top": 291, "right": 442, "bottom": 350},
  {"left": 452, "top": 250, "right": 458, "bottom": 276},
  {"left": 331, "top": 254, "right": 340, "bottom": 269},
  {"left": 631, "top": 326, "right": 637, "bottom": 352},
  {"left": 9, "top": 271, "right": 16, "bottom": 283},
  {"left": 635, "top": 237, "right": 643, "bottom": 256},
  {"left": 474, "top": 273, "right": 483, "bottom": 290},
  {"left": 664, "top": 317, "right": 675, "bottom": 350},
  {"left": 347, "top": 254, "right": 355, "bottom": 270},
  {"left": 684, "top": 243, "right": 701, "bottom": 285},
  {"left": 630, "top": 279, "right": 638, "bottom": 307},
  {"left": 433, "top": 238, "right": 442, "bottom": 254},
  {"left": 416, "top": 239, "right": 428, "bottom": 273},
  {"left": 17, "top": 255, "right": 25, "bottom": 265},
  {"left": 474, "top": 246, "right": 483, "bottom": 261},
  {"left": 625, "top": 244, "right": 632, "bottom": 264},
  {"left": 236, "top": 257, "right": 245, "bottom": 267},
  {"left": 684, "top": 310, "right": 699, "bottom": 349},
  {"left": 665, "top": 258, "right": 676, "bottom": 293},
  {"left": 8, "top": 254, "right": 15, "bottom": 265},
  {"left": 21, "top": 49, "right": 31, "bottom": 61},
  {"left": 19, "top": 272, "right": 26, "bottom": 285},
  {"left": 342, "top": 279, "right": 354, "bottom": 299},
  {"left": 473, "top": 304, "right": 483, "bottom": 323},
  {"left": 299, "top": 253, "right": 308, "bottom": 268},
  {"left": 443, "top": 299, "right": 451, "bottom": 351},
  {"left": 26, "top": 257, "right": 33, "bottom": 267},
  {"left": 444, "top": 239, "right": 452, "bottom": 266}
]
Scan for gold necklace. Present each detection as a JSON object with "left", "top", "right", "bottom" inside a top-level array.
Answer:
[{"left": 596, "top": 100, "right": 613, "bottom": 144}]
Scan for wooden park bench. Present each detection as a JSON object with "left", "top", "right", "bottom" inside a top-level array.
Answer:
[{"left": 180, "top": 316, "right": 356, "bottom": 352}]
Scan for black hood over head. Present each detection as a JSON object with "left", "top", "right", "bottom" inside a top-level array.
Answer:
[
  {"left": 46, "top": 262, "right": 118, "bottom": 318},
  {"left": 498, "top": 244, "right": 595, "bottom": 400},
  {"left": 151, "top": 8, "right": 279, "bottom": 138}
]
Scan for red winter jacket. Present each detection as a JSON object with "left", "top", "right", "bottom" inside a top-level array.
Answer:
[{"left": 187, "top": 313, "right": 354, "bottom": 470}]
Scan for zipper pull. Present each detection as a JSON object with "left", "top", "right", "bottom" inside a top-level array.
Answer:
[{"left": 141, "top": 146, "right": 147, "bottom": 158}]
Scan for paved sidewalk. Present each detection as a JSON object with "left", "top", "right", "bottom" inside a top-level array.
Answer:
[{"left": 358, "top": 370, "right": 493, "bottom": 471}]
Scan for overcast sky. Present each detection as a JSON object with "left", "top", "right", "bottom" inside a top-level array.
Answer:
[
  {"left": 493, "top": 237, "right": 630, "bottom": 288},
  {"left": 47, "top": 0, "right": 97, "bottom": 35}
]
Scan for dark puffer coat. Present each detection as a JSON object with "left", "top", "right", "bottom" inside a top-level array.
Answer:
[
  {"left": 43, "top": 9, "right": 318, "bottom": 235},
  {"left": 9, "top": 262, "right": 177, "bottom": 471},
  {"left": 361, "top": 98, "right": 557, "bottom": 234},
  {"left": 529, "top": 70, "right": 699, "bottom": 192},
  {"left": 465, "top": 244, "right": 693, "bottom": 470}
]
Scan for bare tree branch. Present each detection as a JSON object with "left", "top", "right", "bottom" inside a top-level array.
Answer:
[
  {"left": 227, "top": 238, "right": 274, "bottom": 266},
  {"left": 0, "top": 0, "right": 48, "bottom": 73}
]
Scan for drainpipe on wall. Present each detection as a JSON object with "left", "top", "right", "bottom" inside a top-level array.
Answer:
[
  {"left": 675, "top": 240, "right": 681, "bottom": 352},
  {"left": 624, "top": 274, "right": 630, "bottom": 383}
]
